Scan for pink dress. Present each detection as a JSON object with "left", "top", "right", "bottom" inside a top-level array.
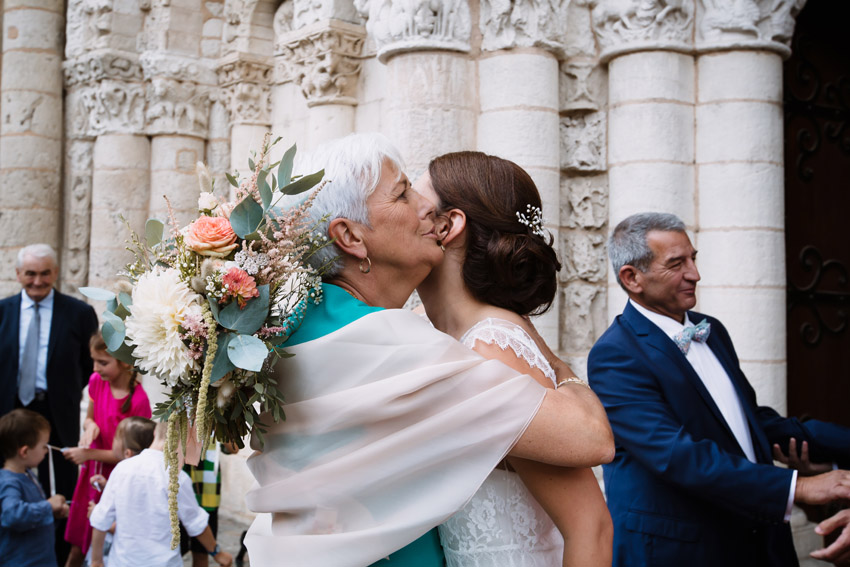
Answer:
[{"left": 64, "top": 373, "right": 151, "bottom": 553}]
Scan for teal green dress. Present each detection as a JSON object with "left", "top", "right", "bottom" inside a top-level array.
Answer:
[{"left": 287, "top": 283, "right": 446, "bottom": 567}]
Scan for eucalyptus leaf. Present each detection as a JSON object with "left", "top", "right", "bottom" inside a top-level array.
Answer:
[
  {"left": 113, "top": 303, "right": 131, "bottom": 320},
  {"left": 101, "top": 311, "right": 126, "bottom": 352},
  {"left": 208, "top": 297, "right": 221, "bottom": 323},
  {"left": 118, "top": 292, "right": 133, "bottom": 307},
  {"left": 210, "top": 333, "right": 236, "bottom": 384},
  {"left": 106, "top": 297, "right": 118, "bottom": 313},
  {"left": 282, "top": 169, "right": 324, "bottom": 196},
  {"left": 277, "top": 143, "right": 297, "bottom": 187},
  {"left": 229, "top": 197, "right": 264, "bottom": 239},
  {"left": 218, "top": 285, "right": 269, "bottom": 335},
  {"left": 248, "top": 157, "right": 255, "bottom": 172},
  {"left": 79, "top": 287, "right": 116, "bottom": 302},
  {"left": 145, "top": 219, "right": 164, "bottom": 248},
  {"left": 227, "top": 334, "right": 269, "bottom": 372},
  {"left": 107, "top": 340, "right": 136, "bottom": 366},
  {"left": 225, "top": 172, "right": 239, "bottom": 187},
  {"left": 258, "top": 170, "right": 272, "bottom": 211}
]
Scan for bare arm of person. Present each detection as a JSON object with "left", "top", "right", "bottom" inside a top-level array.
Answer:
[
  {"left": 473, "top": 341, "right": 613, "bottom": 565},
  {"left": 472, "top": 341, "right": 614, "bottom": 467},
  {"left": 80, "top": 402, "right": 98, "bottom": 448}
]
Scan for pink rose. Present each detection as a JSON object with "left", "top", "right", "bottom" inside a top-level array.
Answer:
[
  {"left": 184, "top": 216, "right": 238, "bottom": 258},
  {"left": 221, "top": 267, "right": 260, "bottom": 309}
]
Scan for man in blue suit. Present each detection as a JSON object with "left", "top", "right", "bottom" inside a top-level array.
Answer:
[
  {"left": 0, "top": 243, "right": 98, "bottom": 564},
  {"left": 589, "top": 212, "right": 850, "bottom": 567}
]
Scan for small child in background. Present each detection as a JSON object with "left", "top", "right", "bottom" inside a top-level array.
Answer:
[
  {"left": 86, "top": 416, "right": 156, "bottom": 566},
  {"left": 63, "top": 332, "right": 152, "bottom": 567},
  {"left": 89, "top": 422, "right": 233, "bottom": 567},
  {"left": 0, "top": 409, "right": 69, "bottom": 567}
]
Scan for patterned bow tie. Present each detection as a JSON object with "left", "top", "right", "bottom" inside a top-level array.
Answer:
[{"left": 673, "top": 319, "right": 711, "bottom": 355}]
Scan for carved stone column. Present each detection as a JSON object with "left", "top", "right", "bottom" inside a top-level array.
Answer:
[
  {"left": 477, "top": 0, "right": 570, "bottom": 345},
  {"left": 0, "top": 0, "right": 64, "bottom": 294},
  {"left": 142, "top": 52, "right": 214, "bottom": 227},
  {"left": 357, "top": 0, "right": 475, "bottom": 176},
  {"left": 695, "top": 0, "right": 806, "bottom": 415},
  {"left": 277, "top": 19, "right": 367, "bottom": 147},
  {"left": 218, "top": 53, "right": 273, "bottom": 180},
  {"left": 589, "top": 0, "right": 697, "bottom": 320},
  {"left": 65, "top": 50, "right": 150, "bottom": 290}
]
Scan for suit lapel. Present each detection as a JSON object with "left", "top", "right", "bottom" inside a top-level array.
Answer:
[
  {"left": 622, "top": 304, "right": 742, "bottom": 449},
  {"left": 703, "top": 323, "right": 774, "bottom": 464}
]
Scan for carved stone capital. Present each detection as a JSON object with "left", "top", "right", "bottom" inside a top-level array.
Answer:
[
  {"left": 140, "top": 51, "right": 218, "bottom": 86},
  {"left": 696, "top": 0, "right": 806, "bottom": 56},
  {"left": 354, "top": 0, "right": 471, "bottom": 63},
  {"left": 145, "top": 77, "right": 212, "bottom": 137},
  {"left": 64, "top": 50, "right": 143, "bottom": 88},
  {"left": 560, "top": 112, "right": 607, "bottom": 173},
  {"left": 217, "top": 54, "right": 273, "bottom": 124},
  {"left": 589, "top": 0, "right": 694, "bottom": 62},
  {"left": 276, "top": 20, "right": 366, "bottom": 106},
  {"left": 480, "top": 0, "right": 569, "bottom": 54},
  {"left": 70, "top": 80, "right": 147, "bottom": 136},
  {"left": 66, "top": 0, "right": 115, "bottom": 58}
]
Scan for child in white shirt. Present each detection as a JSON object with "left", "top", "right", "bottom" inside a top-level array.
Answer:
[{"left": 88, "top": 422, "right": 232, "bottom": 567}]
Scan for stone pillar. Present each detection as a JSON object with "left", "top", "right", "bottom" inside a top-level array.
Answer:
[
  {"left": 357, "top": 0, "right": 475, "bottom": 177},
  {"left": 476, "top": 0, "right": 569, "bottom": 345},
  {"left": 218, "top": 54, "right": 273, "bottom": 180},
  {"left": 0, "top": 0, "right": 64, "bottom": 294},
  {"left": 141, "top": 52, "right": 214, "bottom": 226},
  {"left": 276, "top": 19, "right": 366, "bottom": 149},
  {"left": 589, "top": 0, "right": 696, "bottom": 321},
  {"left": 694, "top": 0, "right": 805, "bottom": 414}
]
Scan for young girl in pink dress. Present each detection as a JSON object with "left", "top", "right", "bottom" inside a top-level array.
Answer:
[{"left": 61, "top": 332, "right": 151, "bottom": 567}]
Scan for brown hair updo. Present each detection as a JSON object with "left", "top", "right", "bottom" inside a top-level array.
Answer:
[
  {"left": 90, "top": 331, "right": 137, "bottom": 414},
  {"left": 428, "top": 151, "right": 561, "bottom": 316}
]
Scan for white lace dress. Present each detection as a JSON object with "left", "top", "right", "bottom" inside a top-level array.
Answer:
[{"left": 438, "top": 318, "right": 564, "bottom": 566}]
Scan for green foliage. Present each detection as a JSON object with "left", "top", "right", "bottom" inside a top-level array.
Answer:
[
  {"left": 229, "top": 196, "right": 265, "bottom": 238},
  {"left": 227, "top": 334, "right": 269, "bottom": 372},
  {"left": 218, "top": 285, "right": 269, "bottom": 335},
  {"left": 145, "top": 219, "right": 164, "bottom": 248}
]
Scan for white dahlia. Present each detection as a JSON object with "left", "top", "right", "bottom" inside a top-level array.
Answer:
[{"left": 124, "top": 268, "right": 203, "bottom": 386}]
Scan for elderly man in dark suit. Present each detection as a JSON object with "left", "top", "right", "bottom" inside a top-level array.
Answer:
[
  {"left": 588, "top": 212, "right": 850, "bottom": 567},
  {"left": 0, "top": 243, "right": 98, "bottom": 563}
]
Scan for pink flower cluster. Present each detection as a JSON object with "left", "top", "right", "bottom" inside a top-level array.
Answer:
[{"left": 221, "top": 267, "right": 259, "bottom": 309}]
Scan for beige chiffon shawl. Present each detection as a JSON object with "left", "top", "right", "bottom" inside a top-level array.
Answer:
[{"left": 243, "top": 308, "right": 546, "bottom": 567}]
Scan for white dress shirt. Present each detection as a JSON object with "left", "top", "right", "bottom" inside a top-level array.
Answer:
[
  {"left": 629, "top": 300, "right": 796, "bottom": 521},
  {"left": 18, "top": 289, "right": 54, "bottom": 392},
  {"left": 90, "top": 449, "right": 209, "bottom": 567}
]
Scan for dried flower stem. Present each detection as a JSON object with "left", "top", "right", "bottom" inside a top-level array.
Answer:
[
  {"left": 166, "top": 411, "right": 181, "bottom": 549},
  {"left": 194, "top": 303, "right": 218, "bottom": 450}
]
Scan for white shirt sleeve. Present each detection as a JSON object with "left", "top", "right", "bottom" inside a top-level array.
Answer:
[
  {"left": 177, "top": 470, "right": 209, "bottom": 538},
  {"left": 89, "top": 475, "right": 117, "bottom": 532},
  {"left": 785, "top": 470, "right": 797, "bottom": 522}
]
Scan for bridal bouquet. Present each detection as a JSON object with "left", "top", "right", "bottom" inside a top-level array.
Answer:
[{"left": 80, "top": 137, "right": 329, "bottom": 541}]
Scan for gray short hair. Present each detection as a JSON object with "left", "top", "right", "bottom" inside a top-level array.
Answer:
[
  {"left": 16, "top": 244, "right": 58, "bottom": 269},
  {"left": 608, "top": 212, "right": 686, "bottom": 289},
  {"left": 297, "top": 132, "right": 405, "bottom": 277}
]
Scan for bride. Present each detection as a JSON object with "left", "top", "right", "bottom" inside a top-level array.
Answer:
[{"left": 415, "top": 151, "right": 613, "bottom": 566}]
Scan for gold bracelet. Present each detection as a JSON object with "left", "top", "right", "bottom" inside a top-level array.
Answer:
[{"left": 556, "top": 377, "right": 590, "bottom": 389}]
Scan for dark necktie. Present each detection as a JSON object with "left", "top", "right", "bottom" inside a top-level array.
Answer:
[{"left": 18, "top": 301, "right": 40, "bottom": 406}]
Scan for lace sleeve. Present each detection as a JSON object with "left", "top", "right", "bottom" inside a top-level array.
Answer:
[{"left": 460, "top": 318, "right": 557, "bottom": 387}]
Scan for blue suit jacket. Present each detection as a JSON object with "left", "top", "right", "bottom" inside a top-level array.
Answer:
[
  {"left": 0, "top": 290, "right": 98, "bottom": 447},
  {"left": 588, "top": 302, "right": 850, "bottom": 567}
]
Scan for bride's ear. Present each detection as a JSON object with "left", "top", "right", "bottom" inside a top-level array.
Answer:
[
  {"left": 439, "top": 209, "right": 466, "bottom": 247},
  {"left": 328, "top": 217, "right": 367, "bottom": 259}
]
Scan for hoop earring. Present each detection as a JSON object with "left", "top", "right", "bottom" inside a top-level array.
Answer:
[
  {"left": 359, "top": 256, "right": 371, "bottom": 274},
  {"left": 437, "top": 240, "right": 446, "bottom": 252}
]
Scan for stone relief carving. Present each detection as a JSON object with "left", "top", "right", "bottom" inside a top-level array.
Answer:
[
  {"left": 274, "top": 0, "right": 295, "bottom": 36},
  {"left": 219, "top": 76, "right": 272, "bottom": 124},
  {"left": 61, "top": 139, "right": 94, "bottom": 294},
  {"left": 145, "top": 77, "right": 212, "bottom": 137},
  {"left": 479, "top": 0, "right": 569, "bottom": 53},
  {"left": 223, "top": 0, "right": 260, "bottom": 55},
  {"left": 75, "top": 80, "right": 147, "bottom": 135},
  {"left": 588, "top": 0, "right": 694, "bottom": 61},
  {"left": 277, "top": 21, "right": 366, "bottom": 106},
  {"left": 560, "top": 112, "right": 606, "bottom": 173},
  {"left": 561, "top": 230, "right": 607, "bottom": 283},
  {"left": 140, "top": 52, "right": 218, "bottom": 87},
  {"left": 560, "top": 61, "right": 604, "bottom": 112},
  {"left": 64, "top": 51, "right": 144, "bottom": 89},
  {"left": 561, "top": 175, "right": 608, "bottom": 229},
  {"left": 560, "top": 281, "right": 604, "bottom": 352},
  {"left": 354, "top": 0, "right": 471, "bottom": 62},
  {"left": 697, "top": 0, "right": 806, "bottom": 52}
]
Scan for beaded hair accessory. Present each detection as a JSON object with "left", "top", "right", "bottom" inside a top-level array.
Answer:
[{"left": 516, "top": 204, "right": 546, "bottom": 238}]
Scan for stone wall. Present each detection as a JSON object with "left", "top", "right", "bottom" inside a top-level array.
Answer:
[{"left": 0, "top": 0, "right": 819, "bottom": 556}]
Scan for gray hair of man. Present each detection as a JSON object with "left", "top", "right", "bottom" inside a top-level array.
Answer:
[
  {"left": 296, "top": 132, "right": 405, "bottom": 277},
  {"left": 609, "top": 212, "right": 686, "bottom": 290},
  {"left": 16, "top": 244, "right": 58, "bottom": 269}
]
